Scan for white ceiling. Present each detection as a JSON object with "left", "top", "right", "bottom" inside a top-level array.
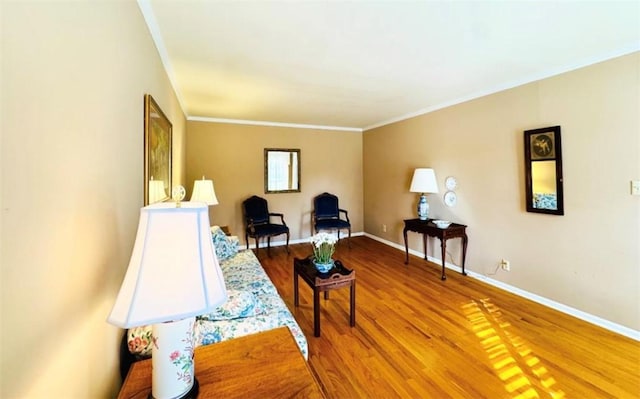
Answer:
[{"left": 140, "top": 1, "right": 640, "bottom": 131}]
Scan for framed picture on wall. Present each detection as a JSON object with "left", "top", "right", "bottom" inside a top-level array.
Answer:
[
  {"left": 144, "top": 94, "right": 172, "bottom": 205},
  {"left": 528, "top": 131, "right": 556, "bottom": 160},
  {"left": 524, "top": 125, "right": 563, "bottom": 215}
]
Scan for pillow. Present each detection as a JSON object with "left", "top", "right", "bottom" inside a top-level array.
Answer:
[
  {"left": 211, "top": 226, "right": 239, "bottom": 260},
  {"left": 198, "top": 289, "right": 266, "bottom": 321}
]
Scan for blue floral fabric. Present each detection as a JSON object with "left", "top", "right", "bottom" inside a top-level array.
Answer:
[
  {"left": 533, "top": 193, "right": 557, "bottom": 210},
  {"left": 199, "top": 289, "right": 266, "bottom": 321},
  {"left": 210, "top": 225, "right": 239, "bottom": 260},
  {"left": 127, "top": 249, "right": 308, "bottom": 359},
  {"left": 195, "top": 250, "right": 308, "bottom": 359}
]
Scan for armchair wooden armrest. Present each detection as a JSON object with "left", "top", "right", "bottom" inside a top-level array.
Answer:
[
  {"left": 339, "top": 209, "right": 350, "bottom": 223},
  {"left": 269, "top": 212, "right": 287, "bottom": 226}
]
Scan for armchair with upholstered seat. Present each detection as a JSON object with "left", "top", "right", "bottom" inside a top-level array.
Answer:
[
  {"left": 312, "top": 192, "right": 351, "bottom": 247},
  {"left": 242, "top": 195, "right": 290, "bottom": 257}
]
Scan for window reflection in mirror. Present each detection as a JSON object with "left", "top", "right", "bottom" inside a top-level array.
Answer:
[
  {"left": 264, "top": 148, "right": 300, "bottom": 193},
  {"left": 531, "top": 160, "right": 556, "bottom": 193},
  {"left": 524, "top": 126, "right": 564, "bottom": 215}
]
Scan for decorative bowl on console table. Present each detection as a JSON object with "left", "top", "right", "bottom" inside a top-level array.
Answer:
[{"left": 433, "top": 220, "right": 451, "bottom": 229}]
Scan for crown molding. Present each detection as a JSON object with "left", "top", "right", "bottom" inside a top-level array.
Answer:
[{"left": 187, "top": 116, "right": 362, "bottom": 132}]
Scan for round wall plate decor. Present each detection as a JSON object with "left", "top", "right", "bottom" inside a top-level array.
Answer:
[
  {"left": 445, "top": 176, "right": 458, "bottom": 191},
  {"left": 444, "top": 191, "right": 457, "bottom": 207}
]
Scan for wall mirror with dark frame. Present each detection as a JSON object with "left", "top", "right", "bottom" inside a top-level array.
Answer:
[
  {"left": 264, "top": 148, "right": 300, "bottom": 193},
  {"left": 524, "top": 125, "right": 564, "bottom": 215}
]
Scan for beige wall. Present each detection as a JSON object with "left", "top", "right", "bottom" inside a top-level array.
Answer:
[
  {"left": 1, "top": 2, "right": 186, "bottom": 398},
  {"left": 186, "top": 122, "right": 363, "bottom": 244},
  {"left": 364, "top": 52, "right": 640, "bottom": 331}
]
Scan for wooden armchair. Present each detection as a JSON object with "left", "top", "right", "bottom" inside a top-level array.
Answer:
[
  {"left": 312, "top": 192, "right": 351, "bottom": 247},
  {"left": 242, "top": 195, "right": 290, "bottom": 257}
]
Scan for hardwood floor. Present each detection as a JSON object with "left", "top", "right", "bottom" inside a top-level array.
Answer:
[{"left": 257, "top": 236, "right": 640, "bottom": 399}]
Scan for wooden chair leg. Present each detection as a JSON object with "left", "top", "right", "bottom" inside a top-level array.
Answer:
[{"left": 285, "top": 232, "right": 290, "bottom": 254}]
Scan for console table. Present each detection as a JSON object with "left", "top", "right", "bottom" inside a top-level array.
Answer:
[
  {"left": 403, "top": 218, "right": 468, "bottom": 280},
  {"left": 117, "top": 327, "right": 325, "bottom": 398}
]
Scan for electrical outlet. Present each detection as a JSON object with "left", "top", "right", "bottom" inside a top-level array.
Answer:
[
  {"left": 500, "top": 259, "right": 511, "bottom": 271},
  {"left": 382, "top": 224, "right": 387, "bottom": 232}
]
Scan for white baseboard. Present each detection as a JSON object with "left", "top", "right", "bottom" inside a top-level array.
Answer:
[{"left": 364, "top": 233, "right": 640, "bottom": 341}]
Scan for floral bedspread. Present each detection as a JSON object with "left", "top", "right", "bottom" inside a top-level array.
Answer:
[{"left": 127, "top": 249, "right": 308, "bottom": 359}]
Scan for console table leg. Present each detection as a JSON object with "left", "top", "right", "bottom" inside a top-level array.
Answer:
[
  {"left": 461, "top": 234, "right": 468, "bottom": 276},
  {"left": 313, "top": 289, "right": 320, "bottom": 337},
  {"left": 294, "top": 272, "right": 299, "bottom": 306},
  {"left": 440, "top": 240, "right": 447, "bottom": 281},
  {"left": 423, "top": 234, "right": 428, "bottom": 260},
  {"left": 403, "top": 229, "right": 409, "bottom": 265},
  {"left": 350, "top": 282, "right": 356, "bottom": 327}
]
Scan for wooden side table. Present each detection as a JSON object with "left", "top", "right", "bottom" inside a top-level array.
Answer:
[
  {"left": 403, "top": 218, "right": 468, "bottom": 280},
  {"left": 293, "top": 257, "right": 356, "bottom": 337},
  {"left": 118, "top": 327, "right": 325, "bottom": 399}
]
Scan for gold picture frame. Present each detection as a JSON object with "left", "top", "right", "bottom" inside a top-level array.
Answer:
[{"left": 144, "top": 94, "right": 172, "bottom": 205}]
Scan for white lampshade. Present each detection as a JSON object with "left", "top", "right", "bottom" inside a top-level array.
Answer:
[
  {"left": 190, "top": 177, "right": 219, "bottom": 206},
  {"left": 410, "top": 168, "right": 439, "bottom": 221},
  {"left": 108, "top": 202, "right": 227, "bottom": 327},
  {"left": 148, "top": 179, "right": 167, "bottom": 204},
  {"left": 108, "top": 202, "right": 227, "bottom": 398},
  {"left": 409, "top": 168, "right": 439, "bottom": 194}
]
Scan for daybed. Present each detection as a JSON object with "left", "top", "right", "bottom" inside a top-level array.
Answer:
[{"left": 123, "top": 226, "right": 307, "bottom": 375}]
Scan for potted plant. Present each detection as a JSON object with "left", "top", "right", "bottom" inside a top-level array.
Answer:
[{"left": 310, "top": 232, "right": 337, "bottom": 272}]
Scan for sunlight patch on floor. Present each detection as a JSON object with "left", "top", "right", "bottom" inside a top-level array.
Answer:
[{"left": 462, "top": 299, "right": 566, "bottom": 399}]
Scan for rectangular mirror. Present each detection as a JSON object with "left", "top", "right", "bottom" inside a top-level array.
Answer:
[
  {"left": 265, "top": 148, "right": 300, "bottom": 193},
  {"left": 524, "top": 126, "right": 564, "bottom": 215}
]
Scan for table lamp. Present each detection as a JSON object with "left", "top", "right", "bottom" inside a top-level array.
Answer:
[
  {"left": 191, "top": 177, "right": 219, "bottom": 226},
  {"left": 190, "top": 176, "right": 219, "bottom": 206},
  {"left": 409, "top": 168, "right": 439, "bottom": 220},
  {"left": 148, "top": 177, "right": 167, "bottom": 204},
  {"left": 108, "top": 202, "right": 228, "bottom": 398}
]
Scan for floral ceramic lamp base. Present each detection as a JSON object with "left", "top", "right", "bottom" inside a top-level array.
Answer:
[
  {"left": 417, "top": 194, "right": 430, "bottom": 220},
  {"left": 152, "top": 317, "right": 196, "bottom": 399}
]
